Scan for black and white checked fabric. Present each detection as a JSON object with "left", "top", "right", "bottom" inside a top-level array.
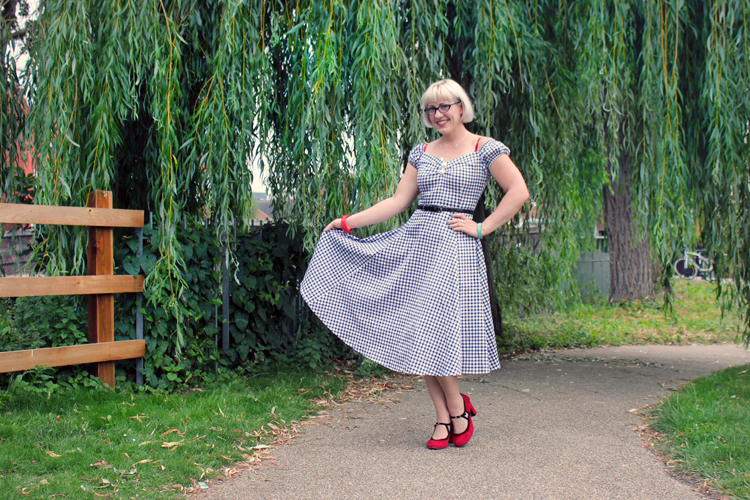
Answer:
[{"left": 300, "top": 139, "right": 511, "bottom": 376}]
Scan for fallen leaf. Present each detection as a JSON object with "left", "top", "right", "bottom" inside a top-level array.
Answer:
[
  {"left": 138, "top": 441, "right": 151, "bottom": 447},
  {"left": 162, "top": 440, "right": 184, "bottom": 448},
  {"left": 114, "top": 467, "right": 137, "bottom": 475},
  {"left": 90, "top": 460, "right": 108, "bottom": 468},
  {"left": 267, "top": 423, "right": 281, "bottom": 434},
  {"left": 46, "top": 451, "right": 62, "bottom": 458}
]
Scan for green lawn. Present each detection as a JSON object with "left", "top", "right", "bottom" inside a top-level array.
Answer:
[
  {"left": 0, "top": 371, "right": 346, "bottom": 499},
  {"left": 650, "top": 364, "right": 750, "bottom": 499},
  {"left": 503, "top": 279, "right": 743, "bottom": 352}
]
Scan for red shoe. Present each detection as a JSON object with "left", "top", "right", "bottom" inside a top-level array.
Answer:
[
  {"left": 427, "top": 422, "right": 452, "bottom": 450},
  {"left": 451, "top": 394, "right": 477, "bottom": 447}
]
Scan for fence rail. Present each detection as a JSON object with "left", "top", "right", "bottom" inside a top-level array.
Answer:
[
  {"left": 0, "top": 203, "right": 144, "bottom": 227},
  {"left": 0, "top": 275, "right": 144, "bottom": 297},
  {"left": 0, "top": 192, "right": 145, "bottom": 388},
  {"left": 0, "top": 340, "right": 145, "bottom": 373}
]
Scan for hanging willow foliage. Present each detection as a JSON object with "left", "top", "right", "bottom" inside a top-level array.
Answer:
[
  {"left": 3, "top": 0, "right": 749, "bottom": 349},
  {"left": 1, "top": 13, "right": 27, "bottom": 206}
]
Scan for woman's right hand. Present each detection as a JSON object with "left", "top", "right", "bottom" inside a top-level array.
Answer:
[{"left": 325, "top": 218, "right": 343, "bottom": 232}]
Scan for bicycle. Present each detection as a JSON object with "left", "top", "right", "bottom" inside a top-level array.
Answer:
[{"left": 674, "top": 249, "right": 714, "bottom": 280}]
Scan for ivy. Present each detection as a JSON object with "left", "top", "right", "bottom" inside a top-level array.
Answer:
[{"left": 113, "top": 218, "right": 346, "bottom": 390}]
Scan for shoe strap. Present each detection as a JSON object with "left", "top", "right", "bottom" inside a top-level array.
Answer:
[
  {"left": 434, "top": 422, "right": 451, "bottom": 431},
  {"left": 450, "top": 410, "right": 469, "bottom": 421}
]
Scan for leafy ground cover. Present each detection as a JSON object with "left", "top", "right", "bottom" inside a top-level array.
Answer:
[
  {"left": 649, "top": 364, "right": 750, "bottom": 499},
  {"left": 502, "top": 279, "right": 743, "bottom": 353},
  {"left": 0, "top": 370, "right": 346, "bottom": 499}
]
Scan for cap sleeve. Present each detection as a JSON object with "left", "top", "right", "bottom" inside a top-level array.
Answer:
[
  {"left": 480, "top": 139, "right": 511, "bottom": 171},
  {"left": 407, "top": 144, "right": 424, "bottom": 169}
]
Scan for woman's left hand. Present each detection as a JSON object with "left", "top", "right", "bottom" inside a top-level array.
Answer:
[{"left": 448, "top": 214, "right": 479, "bottom": 238}]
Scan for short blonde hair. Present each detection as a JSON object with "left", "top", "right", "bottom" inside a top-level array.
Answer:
[{"left": 420, "top": 79, "right": 475, "bottom": 128}]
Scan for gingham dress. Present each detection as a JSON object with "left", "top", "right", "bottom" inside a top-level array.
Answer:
[{"left": 300, "top": 139, "right": 511, "bottom": 376}]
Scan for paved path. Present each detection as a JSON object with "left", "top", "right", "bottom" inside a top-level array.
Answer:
[{"left": 194, "top": 344, "right": 750, "bottom": 500}]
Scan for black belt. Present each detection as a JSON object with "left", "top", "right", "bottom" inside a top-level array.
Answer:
[{"left": 417, "top": 205, "right": 474, "bottom": 215}]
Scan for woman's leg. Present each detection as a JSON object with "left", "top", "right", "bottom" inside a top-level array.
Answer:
[
  {"left": 425, "top": 375, "right": 468, "bottom": 436},
  {"left": 424, "top": 376, "right": 451, "bottom": 439},
  {"left": 435, "top": 376, "right": 468, "bottom": 434}
]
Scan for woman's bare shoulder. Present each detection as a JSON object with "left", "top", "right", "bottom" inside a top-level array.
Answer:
[{"left": 475, "top": 136, "right": 494, "bottom": 149}]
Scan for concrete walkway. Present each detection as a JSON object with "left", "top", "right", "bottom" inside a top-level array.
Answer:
[{"left": 194, "top": 344, "right": 750, "bottom": 500}]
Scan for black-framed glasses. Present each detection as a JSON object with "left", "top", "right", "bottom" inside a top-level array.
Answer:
[{"left": 423, "top": 101, "right": 461, "bottom": 116}]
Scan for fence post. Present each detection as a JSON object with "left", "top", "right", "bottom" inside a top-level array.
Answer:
[
  {"left": 87, "top": 191, "right": 115, "bottom": 387},
  {"left": 221, "top": 233, "right": 230, "bottom": 353},
  {"left": 135, "top": 224, "right": 144, "bottom": 386}
]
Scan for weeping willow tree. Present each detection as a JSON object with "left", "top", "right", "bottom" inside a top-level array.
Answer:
[
  {"left": 1, "top": 0, "right": 749, "bottom": 347},
  {"left": 576, "top": 1, "right": 750, "bottom": 330}
]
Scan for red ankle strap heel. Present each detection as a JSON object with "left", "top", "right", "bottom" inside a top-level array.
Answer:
[
  {"left": 451, "top": 394, "right": 476, "bottom": 447},
  {"left": 426, "top": 422, "right": 452, "bottom": 450}
]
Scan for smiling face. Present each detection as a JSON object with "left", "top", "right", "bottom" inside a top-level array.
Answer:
[
  {"left": 420, "top": 79, "right": 475, "bottom": 131},
  {"left": 426, "top": 98, "right": 464, "bottom": 135}
]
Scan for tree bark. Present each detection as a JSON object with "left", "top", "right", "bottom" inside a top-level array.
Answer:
[{"left": 604, "top": 153, "right": 655, "bottom": 302}]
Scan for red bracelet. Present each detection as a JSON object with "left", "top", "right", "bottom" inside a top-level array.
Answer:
[{"left": 341, "top": 215, "right": 352, "bottom": 233}]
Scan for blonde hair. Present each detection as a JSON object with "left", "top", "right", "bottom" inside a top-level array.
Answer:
[{"left": 420, "top": 79, "right": 475, "bottom": 128}]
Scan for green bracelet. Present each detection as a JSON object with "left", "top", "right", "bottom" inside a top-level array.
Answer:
[{"left": 477, "top": 223, "right": 483, "bottom": 240}]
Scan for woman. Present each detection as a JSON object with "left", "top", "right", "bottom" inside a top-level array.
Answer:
[{"left": 300, "top": 79, "right": 529, "bottom": 449}]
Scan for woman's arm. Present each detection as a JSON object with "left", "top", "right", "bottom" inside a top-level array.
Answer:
[
  {"left": 477, "top": 155, "right": 529, "bottom": 235},
  {"left": 325, "top": 164, "right": 419, "bottom": 232},
  {"left": 447, "top": 153, "right": 529, "bottom": 237}
]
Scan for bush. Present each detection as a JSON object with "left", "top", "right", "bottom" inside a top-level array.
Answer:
[
  {"left": 112, "top": 219, "right": 346, "bottom": 390},
  {"left": 0, "top": 296, "right": 88, "bottom": 352}
]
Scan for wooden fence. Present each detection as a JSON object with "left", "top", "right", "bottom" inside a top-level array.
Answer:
[{"left": 0, "top": 191, "right": 145, "bottom": 388}]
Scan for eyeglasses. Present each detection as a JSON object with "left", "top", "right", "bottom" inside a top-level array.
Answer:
[{"left": 423, "top": 101, "right": 461, "bottom": 116}]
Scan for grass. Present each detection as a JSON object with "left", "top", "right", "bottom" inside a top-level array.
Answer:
[
  {"left": 502, "top": 279, "right": 744, "bottom": 353},
  {"left": 0, "top": 370, "right": 347, "bottom": 499},
  {"left": 650, "top": 364, "right": 750, "bottom": 499}
]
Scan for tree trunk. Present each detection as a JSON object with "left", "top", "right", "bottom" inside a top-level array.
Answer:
[{"left": 604, "top": 154, "right": 655, "bottom": 302}]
